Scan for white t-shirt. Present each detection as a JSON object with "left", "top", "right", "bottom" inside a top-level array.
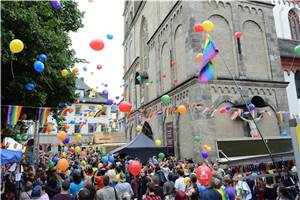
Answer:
[{"left": 174, "top": 177, "right": 186, "bottom": 192}]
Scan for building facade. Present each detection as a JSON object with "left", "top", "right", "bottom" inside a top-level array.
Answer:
[
  {"left": 272, "top": 0, "right": 300, "bottom": 116},
  {"left": 123, "top": 1, "right": 292, "bottom": 162}
]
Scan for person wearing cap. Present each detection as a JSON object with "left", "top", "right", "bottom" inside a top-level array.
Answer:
[
  {"left": 115, "top": 173, "right": 133, "bottom": 200},
  {"left": 31, "top": 185, "right": 42, "bottom": 199}
]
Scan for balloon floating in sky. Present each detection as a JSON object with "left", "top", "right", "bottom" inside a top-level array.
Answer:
[
  {"left": 38, "top": 54, "right": 47, "bottom": 62},
  {"left": 33, "top": 61, "right": 44, "bottom": 73},
  {"left": 90, "top": 39, "right": 105, "bottom": 51},
  {"left": 51, "top": 0, "right": 61, "bottom": 9},
  {"left": 161, "top": 95, "right": 171, "bottom": 105},
  {"left": 294, "top": 45, "right": 300, "bottom": 55},
  {"left": 102, "top": 89, "right": 108, "bottom": 95},
  {"left": 83, "top": 66, "right": 87, "bottom": 71},
  {"left": 107, "top": 34, "right": 113, "bottom": 40},
  {"left": 25, "top": 83, "right": 35, "bottom": 91},
  {"left": 178, "top": 105, "right": 187, "bottom": 114},
  {"left": 106, "top": 99, "right": 113, "bottom": 105},
  {"left": 248, "top": 104, "right": 255, "bottom": 111},
  {"left": 115, "top": 96, "right": 119, "bottom": 100},
  {"left": 9, "top": 39, "right": 24, "bottom": 54},
  {"left": 104, "top": 84, "right": 108, "bottom": 87},
  {"left": 97, "top": 64, "right": 102, "bottom": 70},
  {"left": 202, "top": 20, "right": 214, "bottom": 32},
  {"left": 196, "top": 53, "right": 203, "bottom": 63},
  {"left": 72, "top": 67, "right": 79, "bottom": 74}
]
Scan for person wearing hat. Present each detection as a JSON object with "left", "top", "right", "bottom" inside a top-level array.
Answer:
[
  {"left": 115, "top": 173, "right": 133, "bottom": 200},
  {"left": 31, "top": 185, "right": 42, "bottom": 199}
]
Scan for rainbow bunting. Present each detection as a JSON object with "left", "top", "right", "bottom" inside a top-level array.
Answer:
[
  {"left": 7, "top": 105, "right": 23, "bottom": 126},
  {"left": 198, "top": 34, "right": 218, "bottom": 83},
  {"left": 38, "top": 107, "right": 50, "bottom": 127}
]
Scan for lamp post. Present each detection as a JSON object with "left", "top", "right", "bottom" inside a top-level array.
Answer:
[{"left": 289, "top": 118, "right": 300, "bottom": 181}]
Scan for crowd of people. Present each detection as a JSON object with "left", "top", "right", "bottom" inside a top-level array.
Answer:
[{"left": 1, "top": 146, "right": 300, "bottom": 200}]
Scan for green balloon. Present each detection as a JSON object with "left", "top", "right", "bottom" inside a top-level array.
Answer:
[
  {"left": 149, "top": 80, "right": 154, "bottom": 84},
  {"left": 158, "top": 152, "right": 165, "bottom": 160},
  {"left": 137, "top": 76, "right": 142, "bottom": 82},
  {"left": 161, "top": 95, "right": 171, "bottom": 105},
  {"left": 295, "top": 45, "right": 300, "bottom": 55},
  {"left": 194, "top": 135, "right": 201, "bottom": 143},
  {"left": 21, "top": 134, "right": 28, "bottom": 141},
  {"left": 16, "top": 134, "right": 22, "bottom": 141},
  {"left": 48, "top": 161, "right": 55, "bottom": 169}
]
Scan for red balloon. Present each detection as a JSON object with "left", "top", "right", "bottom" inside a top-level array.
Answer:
[
  {"left": 194, "top": 23, "right": 204, "bottom": 33},
  {"left": 196, "top": 165, "right": 212, "bottom": 186},
  {"left": 129, "top": 161, "right": 142, "bottom": 176},
  {"left": 219, "top": 107, "right": 226, "bottom": 114},
  {"left": 90, "top": 39, "right": 105, "bottom": 51},
  {"left": 97, "top": 64, "right": 102, "bottom": 70},
  {"left": 234, "top": 32, "right": 242, "bottom": 39},
  {"left": 119, "top": 101, "right": 132, "bottom": 112}
]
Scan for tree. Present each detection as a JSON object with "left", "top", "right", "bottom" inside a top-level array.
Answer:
[{"left": 1, "top": 1, "right": 84, "bottom": 120}]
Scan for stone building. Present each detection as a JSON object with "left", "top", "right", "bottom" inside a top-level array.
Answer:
[
  {"left": 272, "top": 0, "right": 300, "bottom": 116},
  {"left": 122, "top": 1, "right": 293, "bottom": 163}
]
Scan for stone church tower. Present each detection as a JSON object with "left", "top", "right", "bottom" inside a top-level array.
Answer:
[{"left": 122, "top": 1, "right": 292, "bottom": 163}]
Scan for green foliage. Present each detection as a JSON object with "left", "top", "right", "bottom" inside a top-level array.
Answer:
[{"left": 1, "top": 1, "right": 84, "bottom": 115}]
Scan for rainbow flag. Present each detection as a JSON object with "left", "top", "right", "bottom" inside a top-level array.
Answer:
[
  {"left": 198, "top": 34, "right": 218, "bottom": 82},
  {"left": 38, "top": 107, "right": 50, "bottom": 127},
  {"left": 7, "top": 105, "right": 23, "bottom": 126}
]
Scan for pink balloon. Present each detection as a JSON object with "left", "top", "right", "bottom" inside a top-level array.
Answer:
[
  {"left": 196, "top": 165, "right": 212, "bottom": 186},
  {"left": 129, "top": 161, "right": 142, "bottom": 176}
]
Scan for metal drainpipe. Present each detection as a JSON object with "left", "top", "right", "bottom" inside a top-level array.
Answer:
[{"left": 176, "top": 113, "right": 181, "bottom": 160}]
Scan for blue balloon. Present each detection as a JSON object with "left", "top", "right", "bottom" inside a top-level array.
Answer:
[
  {"left": 102, "top": 89, "right": 108, "bottom": 95},
  {"left": 51, "top": 0, "right": 61, "bottom": 9},
  {"left": 107, "top": 34, "right": 113, "bottom": 40},
  {"left": 33, "top": 61, "right": 44, "bottom": 73},
  {"left": 38, "top": 54, "right": 47, "bottom": 62},
  {"left": 199, "top": 185, "right": 206, "bottom": 193},
  {"left": 83, "top": 66, "right": 87, "bottom": 71},
  {"left": 115, "top": 96, "right": 119, "bottom": 100},
  {"left": 52, "top": 156, "right": 59, "bottom": 164},
  {"left": 59, "top": 102, "right": 65, "bottom": 108},
  {"left": 200, "top": 151, "right": 209, "bottom": 159},
  {"left": 111, "top": 105, "right": 118, "bottom": 111},
  {"left": 63, "top": 137, "right": 70, "bottom": 144},
  {"left": 102, "top": 156, "right": 108, "bottom": 164},
  {"left": 108, "top": 156, "right": 115, "bottom": 163},
  {"left": 104, "top": 84, "right": 108, "bottom": 87},
  {"left": 106, "top": 99, "right": 113, "bottom": 105},
  {"left": 77, "top": 142, "right": 82, "bottom": 147},
  {"left": 25, "top": 83, "right": 35, "bottom": 91}
]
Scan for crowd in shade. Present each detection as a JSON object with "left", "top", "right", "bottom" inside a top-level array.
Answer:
[{"left": 1, "top": 146, "right": 300, "bottom": 200}]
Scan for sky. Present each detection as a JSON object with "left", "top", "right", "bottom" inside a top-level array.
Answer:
[{"left": 70, "top": 0, "right": 124, "bottom": 100}]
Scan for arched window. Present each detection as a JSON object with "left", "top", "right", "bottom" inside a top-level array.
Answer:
[{"left": 288, "top": 9, "right": 300, "bottom": 40}]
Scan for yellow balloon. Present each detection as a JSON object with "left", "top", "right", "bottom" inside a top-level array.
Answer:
[
  {"left": 155, "top": 139, "right": 161, "bottom": 147},
  {"left": 61, "top": 69, "right": 68, "bottom": 77},
  {"left": 62, "top": 152, "right": 67, "bottom": 157},
  {"left": 92, "top": 88, "right": 97, "bottom": 93},
  {"left": 96, "top": 105, "right": 103, "bottom": 110},
  {"left": 206, "top": 146, "right": 212, "bottom": 152},
  {"left": 9, "top": 39, "right": 24, "bottom": 53},
  {"left": 75, "top": 146, "right": 81, "bottom": 153},
  {"left": 136, "top": 125, "right": 142, "bottom": 132},
  {"left": 184, "top": 177, "right": 190, "bottom": 185},
  {"left": 89, "top": 112, "right": 94, "bottom": 117},
  {"left": 76, "top": 134, "right": 82, "bottom": 141},
  {"left": 202, "top": 20, "right": 214, "bottom": 32}
]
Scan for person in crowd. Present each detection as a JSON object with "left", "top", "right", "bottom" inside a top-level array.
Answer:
[
  {"left": 52, "top": 180, "right": 74, "bottom": 200},
  {"left": 77, "top": 188, "right": 91, "bottom": 200},
  {"left": 276, "top": 186, "right": 292, "bottom": 200},
  {"left": 163, "top": 173, "right": 175, "bottom": 199},
  {"left": 20, "top": 181, "right": 33, "bottom": 200},
  {"left": 201, "top": 178, "right": 222, "bottom": 200},
  {"left": 96, "top": 175, "right": 118, "bottom": 200},
  {"left": 253, "top": 178, "right": 265, "bottom": 200},
  {"left": 185, "top": 174, "right": 199, "bottom": 200},
  {"left": 144, "top": 182, "right": 162, "bottom": 200},
  {"left": 152, "top": 175, "right": 164, "bottom": 199},
  {"left": 138, "top": 169, "right": 151, "bottom": 199},
  {"left": 84, "top": 180, "right": 96, "bottom": 200},
  {"left": 69, "top": 170, "right": 84, "bottom": 198},
  {"left": 174, "top": 169, "right": 186, "bottom": 192},
  {"left": 46, "top": 175, "right": 61, "bottom": 198},
  {"left": 264, "top": 176, "right": 278, "bottom": 200},
  {"left": 31, "top": 185, "right": 42, "bottom": 199},
  {"left": 234, "top": 174, "right": 252, "bottom": 200},
  {"left": 39, "top": 184, "right": 50, "bottom": 200},
  {"left": 223, "top": 175, "right": 235, "bottom": 200},
  {"left": 115, "top": 173, "right": 133, "bottom": 200}
]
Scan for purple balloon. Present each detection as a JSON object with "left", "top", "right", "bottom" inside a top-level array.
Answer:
[
  {"left": 63, "top": 137, "right": 70, "bottom": 144},
  {"left": 200, "top": 151, "right": 209, "bottom": 159},
  {"left": 248, "top": 104, "right": 255, "bottom": 111},
  {"left": 106, "top": 99, "right": 113, "bottom": 105},
  {"left": 51, "top": 0, "right": 61, "bottom": 9},
  {"left": 115, "top": 96, "right": 119, "bottom": 100},
  {"left": 102, "top": 89, "right": 108, "bottom": 95},
  {"left": 225, "top": 105, "right": 231, "bottom": 113}
]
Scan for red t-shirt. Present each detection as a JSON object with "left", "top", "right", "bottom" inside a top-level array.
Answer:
[
  {"left": 94, "top": 175, "right": 104, "bottom": 189},
  {"left": 144, "top": 194, "right": 162, "bottom": 200}
]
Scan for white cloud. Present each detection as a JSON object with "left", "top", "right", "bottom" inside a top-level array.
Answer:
[{"left": 70, "top": 0, "right": 124, "bottom": 100}]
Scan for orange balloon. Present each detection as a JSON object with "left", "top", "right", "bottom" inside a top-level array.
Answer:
[
  {"left": 46, "top": 124, "right": 52, "bottom": 133},
  {"left": 72, "top": 67, "right": 79, "bottom": 74},
  {"left": 178, "top": 105, "right": 187, "bottom": 114},
  {"left": 68, "top": 108, "right": 74, "bottom": 113},
  {"left": 57, "top": 131, "right": 67, "bottom": 141},
  {"left": 57, "top": 158, "right": 69, "bottom": 171},
  {"left": 196, "top": 53, "right": 203, "bottom": 63}
]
